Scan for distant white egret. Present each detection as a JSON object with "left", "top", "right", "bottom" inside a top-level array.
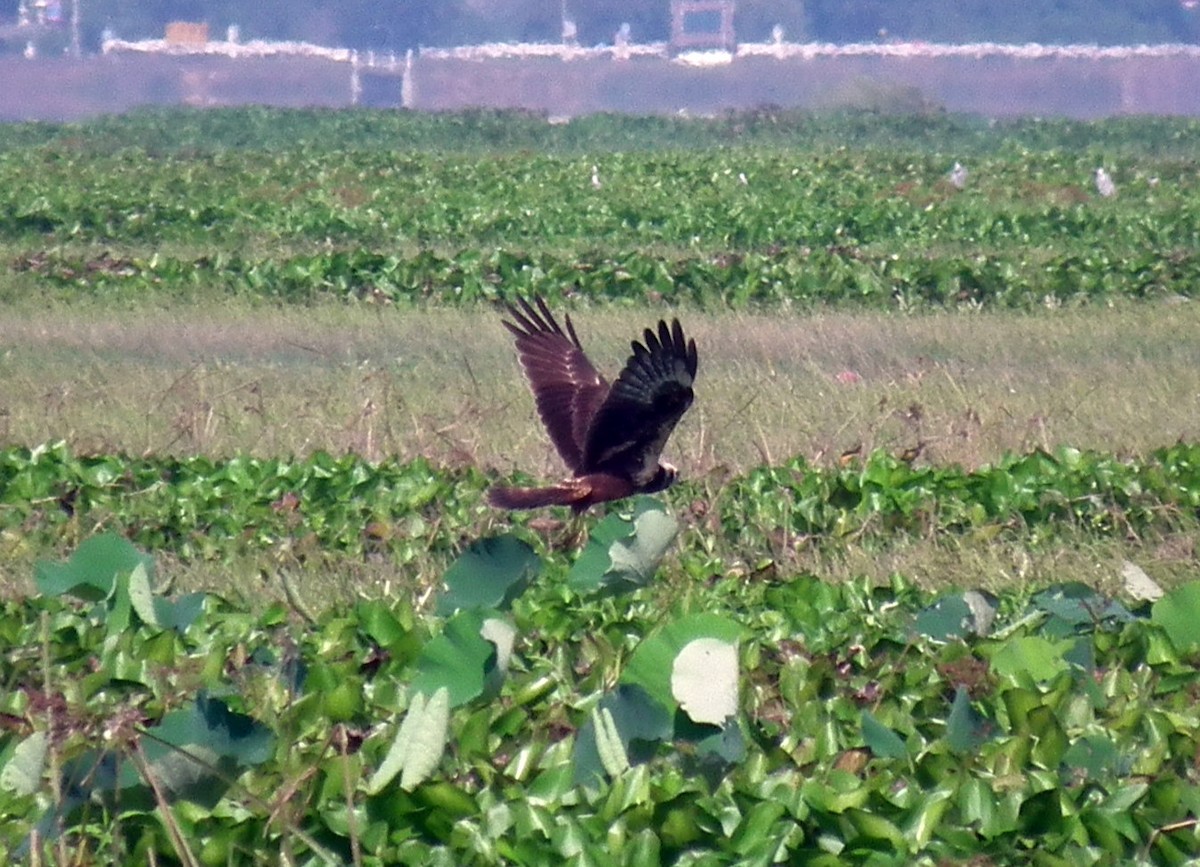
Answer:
[
  {"left": 1094, "top": 167, "right": 1116, "bottom": 198},
  {"left": 949, "top": 161, "right": 968, "bottom": 190},
  {"left": 738, "top": 172, "right": 749, "bottom": 186},
  {"left": 591, "top": 165, "right": 602, "bottom": 189}
]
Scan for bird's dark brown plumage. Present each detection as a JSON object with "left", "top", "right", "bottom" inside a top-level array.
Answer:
[{"left": 489, "top": 297, "right": 698, "bottom": 513}]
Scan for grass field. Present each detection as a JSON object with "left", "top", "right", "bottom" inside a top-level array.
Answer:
[{"left": 4, "top": 300, "right": 1198, "bottom": 473}]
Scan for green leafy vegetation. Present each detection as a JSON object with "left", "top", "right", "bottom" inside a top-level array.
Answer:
[
  {"left": 3, "top": 523, "right": 1199, "bottom": 863},
  {"left": 2, "top": 107, "right": 1200, "bottom": 862},
  {"left": 1, "top": 110, "right": 1199, "bottom": 310},
  {"left": 3, "top": 442, "right": 1200, "bottom": 568}
]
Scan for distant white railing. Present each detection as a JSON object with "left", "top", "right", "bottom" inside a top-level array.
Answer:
[
  {"left": 102, "top": 37, "right": 354, "bottom": 63},
  {"left": 418, "top": 41, "right": 669, "bottom": 61},
  {"left": 736, "top": 40, "right": 1200, "bottom": 60},
  {"left": 102, "top": 36, "right": 1200, "bottom": 66}
]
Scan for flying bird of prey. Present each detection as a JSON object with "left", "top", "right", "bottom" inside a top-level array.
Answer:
[{"left": 488, "top": 297, "right": 698, "bottom": 513}]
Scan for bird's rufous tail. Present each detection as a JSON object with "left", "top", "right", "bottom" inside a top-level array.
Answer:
[{"left": 488, "top": 484, "right": 587, "bottom": 511}]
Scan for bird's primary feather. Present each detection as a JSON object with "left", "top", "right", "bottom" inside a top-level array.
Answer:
[
  {"left": 502, "top": 296, "right": 609, "bottom": 473},
  {"left": 583, "top": 319, "right": 697, "bottom": 485}
]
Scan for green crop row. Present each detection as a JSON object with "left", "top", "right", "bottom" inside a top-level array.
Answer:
[
  {"left": 13, "top": 242, "right": 1199, "bottom": 308},
  {"left": 3, "top": 148, "right": 1195, "bottom": 250},
  {"left": 2, "top": 114, "right": 1198, "bottom": 309},
  {"left": 3, "top": 443, "right": 1198, "bottom": 564},
  {"left": 4, "top": 106, "right": 1200, "bottom": 157}
]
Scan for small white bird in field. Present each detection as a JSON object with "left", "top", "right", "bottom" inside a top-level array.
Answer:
[
  {"left": 1094, "top": 167, "right": 1116, "bottom": 198},
  {"left": 591, "top": 165, "right": 602, "bottom": 189},
  {"left": 948, "top": 161, "right": 968, "bottom": 190},
  {"left": 738, "top": 172, "right": 749, "bottom": 185}
]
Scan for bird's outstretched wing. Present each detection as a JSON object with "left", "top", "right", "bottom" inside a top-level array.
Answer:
[
  {"left": 502, "top": 296, "right": 609, "bottom": 473},
  {"left": 582, "top": 318, "right": 698, "bottom": 484}
]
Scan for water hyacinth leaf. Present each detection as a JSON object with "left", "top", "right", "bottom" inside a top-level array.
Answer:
[
  {"left": 34, "top": 533, "right": 154, "bottom": 601},
  {"left": 568, "top": 498, "right": 678, "bottom": 594},
  {"left": 945, "top": 686, "right": 992, "bottom": 753},
  {"left": 410, "top": 609, "right": 497, "bottom": 708},
  {"left": 356, "top": 600, "right": 409, "bottom": 648},
  {"left": 687, "top": 716, "right": 746, "bottom": 767},
  {"left": 913, "top": 594, "right": 973, "bottom": 641},
  {"left": 480, "top": 616, "right": 517, "bottom": 699},
  {"left": 124, "top": 562, "right": 203, "bottom": 632},
  {"left": 623, "top": 614, "right": 742, "bottom": 717},
  {"left": 593, "top": 707, "right": 632, "bottom": 778},
  {"left": 989, "top": 635, "right": 1071, "bottom": 683},
  {"left": 1, "top": 731, "right": 48, "bottom": 796},
  {"left": 671, "top": 637, "right": 739, "bottom": 725},
  {"left": 1031, "top": 583, "right": 1133, "bottom": 637},
  {"left": 400, "top": 687, "right": 451, "bottom": 791},
  {"left": 134, "top": 692, "right": 274, "bottom": 807},
  {"left": 1062, "top": 733, "right": 1122, "bottom": 780},
  {"left": 573, "top": 685, "right": 672, "bottom": 789},
  {"left": 1151, "top": 581, "right": 1200, "bottom": 653},
  {"left": 861, "top": 711, "right": 908, "bottom": 760},
  {"left": 368, "top": 692, "right": 426, "bottom": 795},
  {"left": 436, "top": 534, "right": 540, "bottom": 615}
]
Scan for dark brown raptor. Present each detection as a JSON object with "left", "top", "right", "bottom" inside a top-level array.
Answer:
[{"left": 488, "top": 296, "right": 698, "bottom": 513}]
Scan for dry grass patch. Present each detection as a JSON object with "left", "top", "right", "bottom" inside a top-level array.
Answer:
[{"left": 1, "top": 300, "right": 1198, "bottom": 478}]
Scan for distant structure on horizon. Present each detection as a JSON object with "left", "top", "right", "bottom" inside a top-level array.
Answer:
[{"left": 669, "top": 0, "right": 736, "bottom": 54}]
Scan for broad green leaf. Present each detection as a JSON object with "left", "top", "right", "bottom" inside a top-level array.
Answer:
[
  {"left": 687, "top": 717, "right": 746, "bottom": 767},
  {"left": 410, "top": 610, "right": 496, "bottom": 708},
  {"left": 913, "top": 594, "right": 973, "bottom": 641},
  {"left": 132, "top": 692, "right": 274, "bottom": 808},
  {"left": 0, "top": 730, "right": 48, "bottom": 796},
  {"left": 1032, "top": 583, "right": 1133, "bottom": 637},
  {"left": 860, "top": 711, "right": 907, "bottom": 760},
  {"left": 436, "top": 534, "right": 540, "bottom": 615},
  {"left": 568, "top": 498, "right": 678, "bottom": 594},
  {"left": 573, "top": 685, "right": 672, "bottom": 789},
  {"left": 593, "top": 707, "right": 631, "bottom": 777},
  {"left": 1152, "top": 581, "right": 1200, "bottom": 653},
  {"left": 124, "top": 562, "right": 204, "bottom": 633},
  {"left": 916, "top": 590, "right": 996, "bottom": 639},
  {"left": 35, "top": 533, "right": 154, "bottom": 601},
  {"left": 988, "top": 635, "right": 1071, "bottom": 683},
  {"left": 623, "top": 614, "right": 742, "bottom": 717},
  {"left": 945, "top": 686, "right": 992, "bottom": 753},
  {"left": 671, "top": 637, "right": 738, "bottom": 725},
  {"left": 369, "top": 692, "right": 424, "bottom": 794},
  {"left": 400, "top": 687, "right": 451, "bottom": 791}
]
